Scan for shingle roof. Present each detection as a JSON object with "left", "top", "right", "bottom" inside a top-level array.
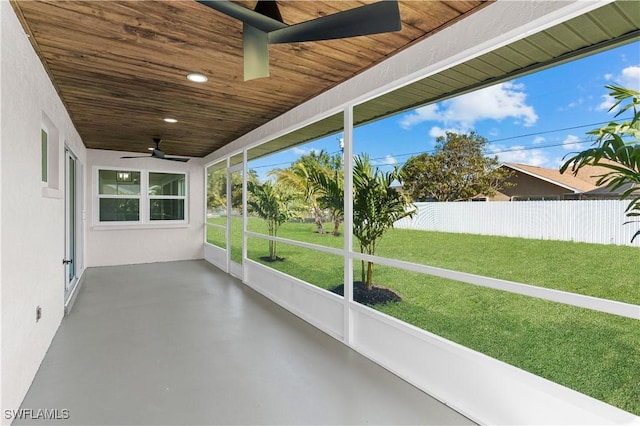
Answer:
[{"left": 502, "top": 160, "right": 620, "bottom": 193}]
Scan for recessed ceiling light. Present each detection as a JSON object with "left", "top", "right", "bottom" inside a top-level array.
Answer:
[
  {"left": 163, "top": 118, "right": 178, "bottom": 123},
  {"left": 186, "top": 73, "right": 208, "bottom": 83}
]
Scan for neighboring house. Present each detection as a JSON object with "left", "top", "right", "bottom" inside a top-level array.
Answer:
[{"left": 491, "top": 161, "right": 631, "bottom": 201}]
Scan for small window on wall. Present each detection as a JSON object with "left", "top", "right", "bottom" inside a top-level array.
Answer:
[
  {"left": 149, "top": 172, "right": 186, "bottom": 221},
  {"left": 41, "top": 113, "right": 61, "bottom": 197},
  {"left": 98, "top": 170, "right": 141, "bottom": 222},
  {"left": 41, "top": 129, "right": 48, "bottom": 183}
]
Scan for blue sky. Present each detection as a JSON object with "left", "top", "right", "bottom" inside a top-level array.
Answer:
[{"left": 249, "top": 41, "right": 640, "bottom": 179}]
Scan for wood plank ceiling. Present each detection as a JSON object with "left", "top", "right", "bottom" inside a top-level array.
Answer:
[{"left": 11, "top": 0, "right": 488, "bottom": 158}]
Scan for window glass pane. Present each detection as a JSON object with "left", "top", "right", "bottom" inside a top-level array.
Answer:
[
  {"left": 150, "top": 199, "right": 185, "bottom": 221},
  {"left": 98, "top": 170, "right": 140, "bottom": 195},
  {"left": 149, "top": 172, "right": 185, "bottom": 196},
  {"left": 41, "top": 129, "right": 48, "bottom": 182},
  {"left": 99, "top": 198, "right": 139, "bottom": 221}
]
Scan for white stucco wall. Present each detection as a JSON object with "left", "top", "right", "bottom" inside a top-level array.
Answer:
[
  {"left": 0, "top": 1, "right": 87, "bottom": 421},
  {"left": 85, "top": 149, "right": 204, "bottom": 267}
]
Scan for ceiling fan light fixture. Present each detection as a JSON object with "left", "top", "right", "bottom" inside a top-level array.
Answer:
[
  {"left": 186, "top": 72, "right": 208, "bottom": 83},
  {"left": 163, "top": 117, "right": 178, "bottom": 123}
]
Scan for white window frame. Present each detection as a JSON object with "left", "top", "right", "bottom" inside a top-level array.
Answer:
[
  {"left": 41, "top": 113, "right": 62, "bottom": 198},
  {"left": 147, "top": 170, "right": 188, "bottom": 224},
  {"left": 94, "top": 167, "right": 189, "bottom": 228},
  {"left": 41, "top": 126, "right": 48, "bottom": 186},
  {"left": 95, "top": 167, "right": 143, "bottom": 225}
]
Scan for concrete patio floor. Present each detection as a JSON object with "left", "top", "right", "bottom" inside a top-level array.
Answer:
[{"left": 17, "top": 260, "right": 474, "bottom": 425}]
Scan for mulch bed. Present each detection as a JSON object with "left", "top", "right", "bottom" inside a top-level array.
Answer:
[
  {"left": 259, "top": 256, "right": 285, "bottom": 262},
  {"left": 329, "top": 281, "right": 401, "bottom": 306}
]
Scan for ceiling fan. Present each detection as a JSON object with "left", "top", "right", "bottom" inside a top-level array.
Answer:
[
  {"left": 121, "top": 138, "right": 190, "bottom": 162},
  {"left": 197, "top": 0, "right": 402, "bottom": 80}
]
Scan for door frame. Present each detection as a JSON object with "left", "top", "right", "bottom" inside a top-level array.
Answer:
[{"left": 64, "top": 147, "right": 82, "bottom": 303}]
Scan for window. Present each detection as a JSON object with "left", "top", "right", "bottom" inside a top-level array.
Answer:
[
  {"left": 41, "top": 129, "right": 48, "bottom": 183},
  {"left": 41, "top": 113, "right": 61, "bottom": 197},
  {"left": 149, "top": 172, "right": 185, "bottom": 221},
  {"left": 98, "top": 170, "right": 141, "bottom": 222},
  {"left": 96, "top": 169, "right": 187, "bottom": 224}
]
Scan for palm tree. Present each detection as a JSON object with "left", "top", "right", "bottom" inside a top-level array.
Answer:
[
  {"left": 352, "top": 155, "right": 414, "bottom": 288},
  {"left": 561, "top": 85, "right": 640, "bottom": 240},
  {"left": 247, "top": 180, "right": 298, "bottom": 260},
  {"left": 270, "top": 162, "right": 325, "bottom": 234},
  {"left": 309, "top": 167, "right": 344, "bottom": 236}
]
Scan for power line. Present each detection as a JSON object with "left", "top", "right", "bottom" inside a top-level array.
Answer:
[
  {"left": 248, "top": 117, "right": 630, "bottom": 171},
  {"left": 486, "top": 119, "right": 618, "bottom": 143}
]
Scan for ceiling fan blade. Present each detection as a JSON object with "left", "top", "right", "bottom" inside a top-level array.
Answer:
[
  {"left": 197, "top": 0, "right": 287, "bottom": 33},
  {"left": 162, "top": 157, "right": 190, "bottom": 162},
  {"left": 244, "top": 23, "right": 270, "bottom": 80},
  {"left": 254, "top": 1, "right": 284, "bottom": 23},
  {"left": 121, "top": 156, "right": 149, "bottom": 159},
  {"left": 268, "top": 1, "right": 401, "bottom": 44}
]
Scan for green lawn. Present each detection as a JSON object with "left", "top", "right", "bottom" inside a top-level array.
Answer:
[{"left": 206, "top": 217, "right": 640, "bottom": 415}]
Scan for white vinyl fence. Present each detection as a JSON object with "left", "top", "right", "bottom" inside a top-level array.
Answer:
[{"left": 394, "top": 200, "right": 639, "bottom": 246}]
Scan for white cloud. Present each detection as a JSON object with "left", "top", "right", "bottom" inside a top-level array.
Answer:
[
  {"left": 598, "top": 65, "right": 640, "bottom": 111},
  {"left": 398, "top": 82, "right": 538, "bottom": 131},
  {"left": 488, "top": 144, "right": 549, "bottom": 167},
  {"left": 564, "top": 97, "right": 586, "bottom": 110},
  {"left": 399, "top": 104, "right": 439, "bottom": 129},
  {"left": 372, "top": 155, "right": 398, "bottom": 167},
  {"left": 533, "top": 136, "right": 545, "bottom": 145},
  {"left": 427, "top": 125, "right": 467, "bottom": 139},
  {"left": 597, "top": 94, "right": 615, "bottom": 112},
  {"left": 291, "top": 147, "right": 307, "bottom": 155},
  {"left": 562, "top": 134, "right": 585, "bottom": 151},
  {"left": 290, "top": 147, "right": 319, "bottom": 156},
  {"left": 428, "top": 126, "right": 446, "bottom": 138},
  {"left": 620, "top": 66, "right": 640, "bottom": 90}
]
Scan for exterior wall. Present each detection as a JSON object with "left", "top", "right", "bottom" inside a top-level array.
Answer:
[
  {"left": 85, "top": 149, "right": 204, "bottom": 267},
  {"left": 499, "top": 171, "right": 572, "bottom": 199},
  {"left": 0, "top": 2, "right": 87, "bottom": 421}
]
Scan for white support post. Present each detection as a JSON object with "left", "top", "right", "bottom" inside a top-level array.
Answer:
[
  {"left": 242, "top": 149, "right": 248, "bottom": 276},
  {"left": 226, "top": 157, "right": 232, "bottom": 273},
  {"left": 343, "top": 105, "right": 354, "bottom": 345}
]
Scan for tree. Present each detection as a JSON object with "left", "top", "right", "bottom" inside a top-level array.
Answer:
[
  {"left": 560, "top": 85, "right": 640, "bottom": 240},
  {"left": 353, "top": 155, "right": 414, "bottom": 288},
  {"left": 271, "top": 149, "right": 344, "bottom": 235},
  {"left": 207, "top": 168, "right": 227, "bottom": 214},
  {"left": 401, "top": 131, "right": 513, "bottom": 201},
  {"left": 309, "top": 167, "right": 344, "bottom": 236},
  {"left": 247, "top": 180, "right": 299, "bottom": 261},
  {"left": 270, "top": 162, "right": 325, "bottom": 234}
]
